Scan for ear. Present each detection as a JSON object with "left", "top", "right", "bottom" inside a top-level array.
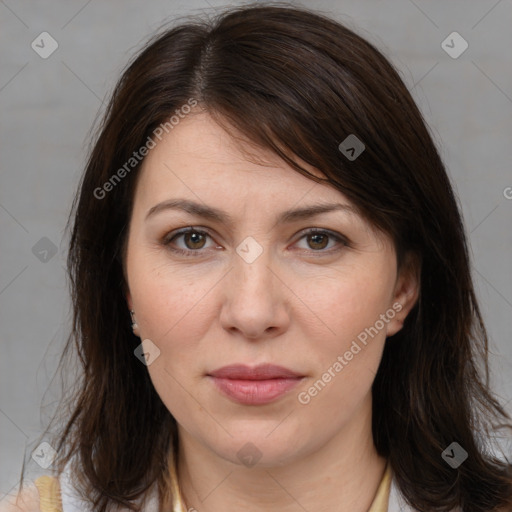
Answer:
[
  {"left": 125, "top": 290, "right": 141, "bottom": 338},
  {"left": 386, "top": 251, "right": 420, "bottom": 337}
]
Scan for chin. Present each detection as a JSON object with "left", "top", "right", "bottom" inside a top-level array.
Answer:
[{"left": 204, "top": 422, "right": 313, "bottom": 468}]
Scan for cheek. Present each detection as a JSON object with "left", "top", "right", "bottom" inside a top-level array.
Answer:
[
  {"left": 128, "top": 257, "right": 221, "bottom": 357},
  {"left": 129, "top": 264, "right": 219, "bottom": 422},
  {"left": 293, "top": 267, "right": 395, "bottom": 352},
  {"left": 294, "top": 274, "right": 392, "bottom": 419}
]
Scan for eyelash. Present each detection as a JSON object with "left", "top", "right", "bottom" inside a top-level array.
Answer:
[{"left": 161, "top": 227, "right": 349, "bottom": 258}]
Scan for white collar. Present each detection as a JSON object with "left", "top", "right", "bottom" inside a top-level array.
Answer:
[{"left": 388, "top": 476, "right": 415, "bottom": 511}]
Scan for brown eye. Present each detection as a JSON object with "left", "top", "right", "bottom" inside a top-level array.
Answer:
[
  {"left": 162, "top": 228, "right": 215, "bottom": 257},
  {"left": 162, "top": 227, "right": 348, "bottom": 258},
  {"left": 307, "top": 233, "right": 329, "bottom": 250},
  {"left": 295, "top": 229, "right": 348, "bottom": 254},
  {"left": 182, "top": 231, "right": 207, "bottom": 250}
]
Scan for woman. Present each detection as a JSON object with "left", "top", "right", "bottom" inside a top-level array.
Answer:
[{"left": 3, "top": 3, "right": 511, "bottom": 511}]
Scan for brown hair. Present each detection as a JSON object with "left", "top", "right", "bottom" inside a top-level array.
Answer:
[{"left": 18, "top": 3, "right": 512, "bottom": 511}]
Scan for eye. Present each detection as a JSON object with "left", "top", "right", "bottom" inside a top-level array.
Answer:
[
  {"left": 161, "top": 227, "right": 349, "bottom": 258},
  {"left": 294, "top": 228, "right": 348, "bottom": 254},
  {"left": 162, "top": 227, "right": 218, "bottom": 257}
]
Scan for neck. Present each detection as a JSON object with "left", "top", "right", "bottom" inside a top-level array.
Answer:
[{"left": 174, "top": 395, "right": 386, "bottom": 512}]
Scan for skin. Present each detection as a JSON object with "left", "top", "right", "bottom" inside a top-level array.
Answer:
[{"left": 124, "top": 111, "right": 419, "bottom": 512}]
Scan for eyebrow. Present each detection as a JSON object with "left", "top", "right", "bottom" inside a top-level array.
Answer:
[{"left": 145, "top": 198, "right": 358, "bottom": 226}]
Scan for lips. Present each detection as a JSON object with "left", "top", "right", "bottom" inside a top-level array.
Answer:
[
  {"left": 208, "top": 364, "right": 304, "bottom": 405},
  {"left": 209, "top": 363, "right": 303, "bottom": 380}
]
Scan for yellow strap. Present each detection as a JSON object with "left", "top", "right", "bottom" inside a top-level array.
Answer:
[
  {"left": 34, "top": 475, "right": 63, "bottom": 512},
  {"left": 368, "top": 461, "right": 392, "bottom": 512},
  {"left": 168, "top": 449, "right": 187, "bottom": 512}
]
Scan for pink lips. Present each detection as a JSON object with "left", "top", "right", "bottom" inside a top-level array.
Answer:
[{"left": 208, "top": 364, "right": 304, "bottom": 405}]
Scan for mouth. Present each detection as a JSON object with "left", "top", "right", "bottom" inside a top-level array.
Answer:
[{"left": 207, "top": 364, "right": 305, "bottom": 405}]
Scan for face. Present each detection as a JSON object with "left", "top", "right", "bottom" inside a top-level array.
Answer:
[{"left": 124, "top": 111, "right": 418, "bottom": 467}]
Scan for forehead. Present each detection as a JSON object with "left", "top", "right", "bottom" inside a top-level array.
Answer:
[
  {"left": 134, "top": 111, "right": 346, "bottom": 207},
  {"left": 126, "top": 112, "right": 392, "bottom": 254}
]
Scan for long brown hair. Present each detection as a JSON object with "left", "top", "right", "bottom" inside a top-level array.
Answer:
[{"left": 18, "top": 3, "right": 512, "bottom": 511}]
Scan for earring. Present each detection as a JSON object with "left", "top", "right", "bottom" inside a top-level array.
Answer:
[{"left": 130, "top": 310, "right": 138, "bottom": 331}]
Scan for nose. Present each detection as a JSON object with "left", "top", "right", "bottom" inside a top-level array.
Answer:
[{"left": 219, "top": 246, "right": 291, "bottom": 341}]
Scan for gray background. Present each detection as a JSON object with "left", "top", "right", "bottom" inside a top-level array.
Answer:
[{"left": 1, "top": 0, "right": 511, "bottom": 497}]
